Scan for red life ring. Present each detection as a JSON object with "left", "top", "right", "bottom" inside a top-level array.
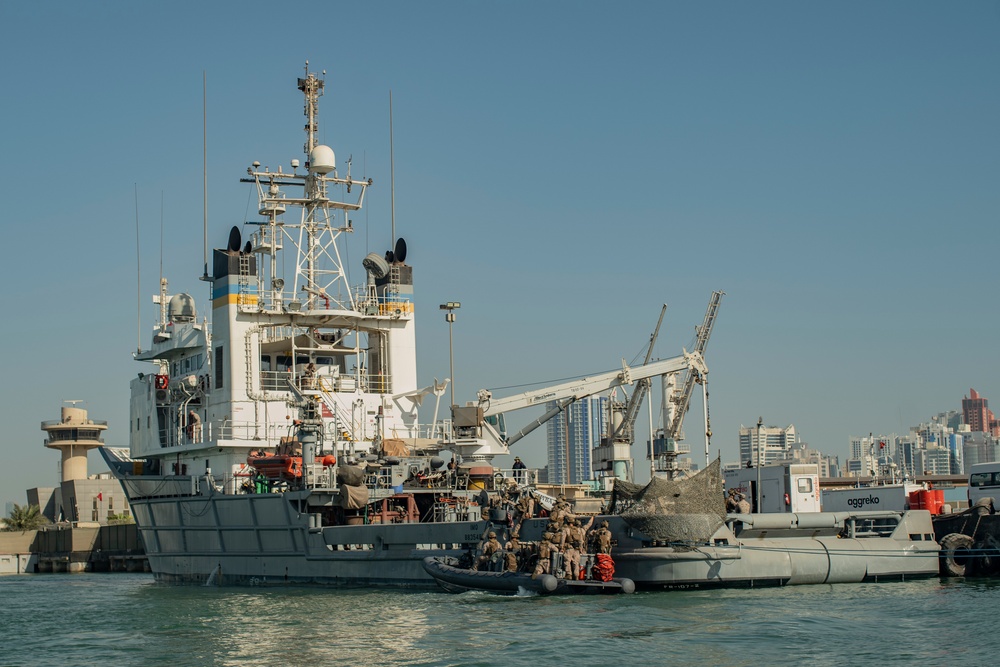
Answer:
[{"left": 155, "top": 375, "right": 168, "bottom": 390}]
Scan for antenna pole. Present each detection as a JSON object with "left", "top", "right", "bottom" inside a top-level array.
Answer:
[
  {"left": 134, "top": 184, "right": 141, "bottom": 354},
  {"left": 390, "top": 90, "right": 396, "bottom": 249},
  {"left": 202, "top": 70, "right": 209, "bottom": 280},
  {"left": 160, "top": 191, "right": 164, "bottom": 284}
]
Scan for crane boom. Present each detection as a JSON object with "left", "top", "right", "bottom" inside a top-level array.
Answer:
[
  {"left": 478, "top": 350, "right": 706, "bottom": 418},
  {"left": 667, "top": 291, "right": 724, "bottom": 440},
  {"left": 613, "top": 304, "right": 667, "bottom": 443}
]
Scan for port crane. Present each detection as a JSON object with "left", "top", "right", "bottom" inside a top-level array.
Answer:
[
  {"left": 445, "top": 349, "right": 708, "bottom": 465},
  {"left": 651, "top": 291, "right": 724, "bottom": 477},
  {"left": 597, "top": 305, "right": 668, "bottom": 482}
]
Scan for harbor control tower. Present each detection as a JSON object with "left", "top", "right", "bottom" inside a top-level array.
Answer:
[
  {"left": 41, "top": 402, "right": 108, "bottom": 482},
  {"left": 30, "top": 402, "right": 127, "bottom": 526}
]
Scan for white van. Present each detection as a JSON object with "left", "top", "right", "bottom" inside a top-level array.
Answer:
[{"left": 968, "top": 461, "right": 1000, "bottom": 506}]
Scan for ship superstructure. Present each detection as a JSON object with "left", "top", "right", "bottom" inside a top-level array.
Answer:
[{"left": 130, "top": 67, "right": 432, "bottom": 489}]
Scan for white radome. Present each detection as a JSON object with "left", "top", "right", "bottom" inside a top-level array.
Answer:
[{"left": 309, "top": 145, "right": 336, "bottom": 174}]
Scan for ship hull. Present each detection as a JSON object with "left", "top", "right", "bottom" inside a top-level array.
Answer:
[
  {"left": 126, "top": 479, "right": 489, "bottom": 588},
  {"left": 615, "top": 510, "right": 941, "bottom": 590},
  {"left": 615, "top": 538, "right": 940, "bottom": 591},
  {"left": 121, "top": 475, "right": 941, "bottom": 590}
]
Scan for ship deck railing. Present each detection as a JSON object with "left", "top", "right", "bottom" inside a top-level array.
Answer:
[
  {"left": 163, "top": 461, "right": 544, "bottom": 502},
  {"left": 148, "top": 418, "right": 451, "bottom": 453}
]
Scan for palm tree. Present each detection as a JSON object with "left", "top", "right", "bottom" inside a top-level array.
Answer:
[{"left": 4, "top": 503, "right": 48, "bottom": 531}]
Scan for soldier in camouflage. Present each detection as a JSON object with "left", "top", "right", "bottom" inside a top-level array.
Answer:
[
  {"left": 592, "top": 519, "right": 613, "bottom": 554},
  {"left": 504, "top": 536, "right": 521, "bottom": 572},
  {"left": 532, "top": 530, "right": 557, "bottom": 576},
  {"left": 561, "top": 516, "right": 594, "bottom": 579},
  {"left": 474, "top": 531, "right": 502, "bottom": 571}
]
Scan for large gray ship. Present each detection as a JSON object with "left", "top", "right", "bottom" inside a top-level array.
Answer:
[{"left": 102, "top": 66, "right": 940, "bottom": 589}]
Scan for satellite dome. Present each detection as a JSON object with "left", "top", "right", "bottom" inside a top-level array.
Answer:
[
  {"left": 309, "top": 145, "right": 336, "bottom": 174},
  {"left": 169, "top": 293, "right": 197, "bottom": 323}
]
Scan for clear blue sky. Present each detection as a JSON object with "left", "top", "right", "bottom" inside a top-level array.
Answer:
[{"left": 2, "top": 2, "right": 998, "bottom": 509}]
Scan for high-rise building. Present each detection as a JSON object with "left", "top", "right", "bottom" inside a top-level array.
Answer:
[
  {"left": 895, "top": 435, "right": 921, "bottom": 478},
  {"left": 918, "top": 447, "right": 953, "bottom": 476},
  {"left": 947, "top": 433, "right": 964, "bottom": 474},
  {"left": 934, "top": 410, "right": 963, "bottom": 431},
  {"left": 846, "top": 434, "right": 895, "bottom": 478},
  {"left": 963, "top": 388, "right": 996, "bottom": 433},
  {"left": 780, "top": 441, "right": 840, "bottom": 477},
  {"left": 738, "top": 422, "right": 797, "bottom": 467},
  {"left": 962, "top": 431, "right": 1000, "bottom": 471},
  {"left": 545, "top": 396, "right": 607, "bottom": 485}
]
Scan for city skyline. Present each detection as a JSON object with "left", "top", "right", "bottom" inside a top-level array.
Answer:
[
  {"left": 2, "top": 2, "right": 999, "bottom": 509},
  {"left": 731, "top": 387, "right": 999, "bottom": 480}
]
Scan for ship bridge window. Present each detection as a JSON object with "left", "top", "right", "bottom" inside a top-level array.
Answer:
[
  {"left": 317, "top": 357, "right": 333, "bottom": 366},
  {"left": 276, "top": 355, "right": 293, "bottom": 371},
  {"left": 215, "top": 346, "right": 224, "bottom": 389},
  {"left": 260, "top": 356, "right": 273, "bottom": 372}
]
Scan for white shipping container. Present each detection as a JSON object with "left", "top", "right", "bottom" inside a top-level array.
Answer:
[{"left": 724, "top": 464, "right": 821, "bottom": 513}]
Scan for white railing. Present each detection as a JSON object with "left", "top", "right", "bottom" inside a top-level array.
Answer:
[{"left": 213, "top": 420, "right": 297, "bottom": 442}]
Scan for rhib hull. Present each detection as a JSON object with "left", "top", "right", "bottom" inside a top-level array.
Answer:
[{"left": 612, "top": 510, "right": 941, "bottom": 591}]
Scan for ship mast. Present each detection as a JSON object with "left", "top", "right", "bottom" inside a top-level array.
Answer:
[
  {"left": 243, "top": 64, "right": 371, "bottom": 315},
  {"left": 299, "top": 64, "right": 325, "bottom": 310}
]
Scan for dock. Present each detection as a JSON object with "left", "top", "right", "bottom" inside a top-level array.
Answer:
[{"left": 0, "top": 523, "right": 147, "bottom": 574}]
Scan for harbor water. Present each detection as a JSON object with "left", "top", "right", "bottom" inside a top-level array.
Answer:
[{"left": 1, "top": 573, "right": 997, "bottom": 666}]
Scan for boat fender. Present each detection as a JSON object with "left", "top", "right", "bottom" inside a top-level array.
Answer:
[
  {"left": 537, "top": 574, "right": 558, "bottom": 593},
  {"left": 618, "top": 578, "right": 636, "bottom": 595},
  {"left": 976, "top": 534, "right": 1000, "bottom": 576},
  {"left": 154, "top": 374, "right": 168, "bottom": 390},
  {"left": 939, "top": 532, "right": 974, "bottom": 577}
]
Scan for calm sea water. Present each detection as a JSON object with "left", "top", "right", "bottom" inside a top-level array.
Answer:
[{"left": 1, "top": 573, "right": 997, "bottom": 666}]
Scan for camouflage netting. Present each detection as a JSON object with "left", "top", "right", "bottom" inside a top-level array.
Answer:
[{"left": 608, "top": 458, "right": 727, "bottom": 544}]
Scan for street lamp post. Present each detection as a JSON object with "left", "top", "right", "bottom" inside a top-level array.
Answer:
[
  {"left": 440, "top": 302, "right": 461, "bottom": 408},
  {"left": 756, "top": 416, "right": 763, "bottom": 513}
]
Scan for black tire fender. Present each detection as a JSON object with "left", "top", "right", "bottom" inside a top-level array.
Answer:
[
  {"left": 939, "top": 532, "right": 975, "bottom": 577},
  {"left": 975, "top": 534, "right": 1000, "bottom": 576}
]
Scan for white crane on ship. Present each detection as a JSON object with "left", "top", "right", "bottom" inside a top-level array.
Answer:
[
  {"left": 440, "top": 343, "right": 708, "bottom": 473},
  {"left": 596, "top": 305, "right": 668, "bottom": 482},
  {"left": 652, "top": 290, "right": 724, "bottom": 478}
]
